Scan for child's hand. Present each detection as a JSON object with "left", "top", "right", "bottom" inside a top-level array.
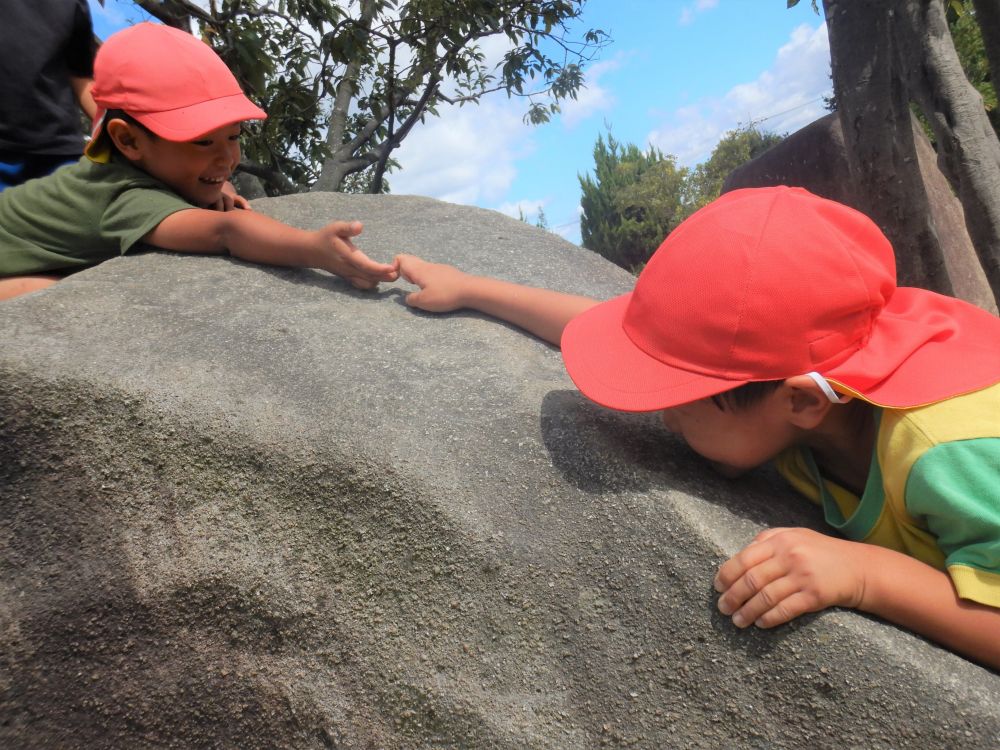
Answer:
[
  {"left": 714, "top": 528, "right": 868, "bottom": 629},
  {"left": 396, "top": 254, "right": 472, "bottom": 312},
  {"left": 316, "top": 221, "right": 399, "bottom": 290},
  {"left": 208, "top": 181, "right": 251, "bottom": 212}
]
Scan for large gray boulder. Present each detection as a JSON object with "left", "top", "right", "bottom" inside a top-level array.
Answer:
[{"left": 1, "top": 193, "right": 998, "bottom": 749}]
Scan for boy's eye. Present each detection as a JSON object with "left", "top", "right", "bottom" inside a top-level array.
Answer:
[{"left": 192, "top": 139, "right": 212, "bottom": 147}]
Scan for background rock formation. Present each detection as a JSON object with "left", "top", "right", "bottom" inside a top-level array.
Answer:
[
  {"left": 724, "top": 112, "right": 998, "bottom": 315},
  {"left": 2, "top": 194, "right": 998, "bottom": 749}
]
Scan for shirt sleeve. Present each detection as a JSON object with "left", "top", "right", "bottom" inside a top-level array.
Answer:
[
  {"left": 100, "top": 186, "right": 195, "bottom": 254},
  {"left": 905, "top": 438, "right": 1000, "bottom": 607}
]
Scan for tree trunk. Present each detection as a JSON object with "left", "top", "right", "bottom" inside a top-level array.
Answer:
[
  {"left": 312, "top": 0, "right": 378, "bottom": 192},
  {"left": 897, "top": 0, "right": 1000, "bottom": 301},
  {"left": 824, "top": 0, "right": 955, "bottom": 294}
]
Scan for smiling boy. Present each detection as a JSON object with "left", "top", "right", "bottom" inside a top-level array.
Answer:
[
  {"left": 395, "top": 186, "right": 1000, "bottom": 668},
  {"left": 0, "top": 23, "right": 397, "bottom": 301}
]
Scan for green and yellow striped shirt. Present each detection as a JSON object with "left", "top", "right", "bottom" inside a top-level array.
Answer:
[{"left": 776, "top": 382, "right": 1000, "bottom": 607}]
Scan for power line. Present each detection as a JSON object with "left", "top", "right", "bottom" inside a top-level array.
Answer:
[{"left": 752, "top": 92, "right": 831, "bottom": 125}]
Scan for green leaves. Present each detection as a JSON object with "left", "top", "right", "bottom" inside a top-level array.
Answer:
[
  {"left": 579, "top": 126, "right": 786, "bottom": 272},
  {"left": 579, "top": 134, "right": 689, "bottom": 272},
  {"left": 134, "top": 0, "right": 608, "bottom": 193},
  {"left": 787, "top": 0, "right": 819, "bottom": 13}
]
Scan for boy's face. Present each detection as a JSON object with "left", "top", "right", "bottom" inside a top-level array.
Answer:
[
  {"left": 660, "top": 390, "right": 799, "bottom": 477},
  {"left": 123, "top": 122, "right": 243, "bottom": 207}
]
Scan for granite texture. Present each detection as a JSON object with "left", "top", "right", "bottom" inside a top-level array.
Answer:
[{"left": 1, "top": 193, "right": 998, "bottom": 749}]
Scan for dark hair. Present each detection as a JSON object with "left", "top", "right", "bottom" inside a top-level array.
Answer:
[
  {"left": 710, "top": 379, "right": 783, "bottom": 411},
  {"left": 100, "top": 109, "right": 157, "bottom": 156},
  {"left": 104, "top": 109, "right": 156, "bottom": 136}
]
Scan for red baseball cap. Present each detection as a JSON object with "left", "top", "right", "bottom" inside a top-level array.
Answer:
[
  {"left": 86, "top": 23, "right": 266, "bottom": 161},
  {"left": 561, "top": 186, "right": 1000, "bottom": 411}
]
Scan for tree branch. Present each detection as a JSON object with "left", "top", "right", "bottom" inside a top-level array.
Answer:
[
  {"left": 132, "top": 0, "right": 213, "bottom": 29},
  {"left": 236, "top": 160, "right": 301, "bottom": 195}
]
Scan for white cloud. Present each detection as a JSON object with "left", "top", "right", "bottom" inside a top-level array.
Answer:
[
  {"left": 497, "top": 198, "right": 546, "bottom": 221},
  {"left": 646, "top": 22, "right": 831, "bottom": 166},
  {"left": 389, "top": 38, "right": 615, "bottom": 207},
  {"left": 389, "top": 96, "right": 533, "bottom": 205},
  {"left": 559, "top": 58, "right": 620, "bottom": 129}
]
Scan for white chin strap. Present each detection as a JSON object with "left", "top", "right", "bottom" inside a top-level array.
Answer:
[{"left": 806, "top": 372, "right": 849, "bottom": 404}]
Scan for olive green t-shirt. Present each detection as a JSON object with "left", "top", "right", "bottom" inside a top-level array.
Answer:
[{"left": 0, "top": 155, "right": 193, "bottom": 276}]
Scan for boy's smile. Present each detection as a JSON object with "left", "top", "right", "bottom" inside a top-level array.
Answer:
[{"left": 125, "top": 123, "right": 242, "bottom": 207}]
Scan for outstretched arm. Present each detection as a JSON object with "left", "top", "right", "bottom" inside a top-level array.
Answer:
[
  {"left": 396, "top": 254, "right": 599, "bottom": 346},
  {"left": 714, "top": 528, "right": 1000, "bottom": 669},
  {"left": 144, "top": 208, "right": 398, "bottom": 289}
]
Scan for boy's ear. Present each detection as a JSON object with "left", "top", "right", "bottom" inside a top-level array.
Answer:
[
  {"left": 105, "top": 118, "right": 143, "bottom": 160},
  {"left": 781, "top": 374, "right": 845, "bottom": 429}
]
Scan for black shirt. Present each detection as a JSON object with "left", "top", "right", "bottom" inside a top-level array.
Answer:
[{"left": 0, "top": 0, "right": 96, "bottom": 157}]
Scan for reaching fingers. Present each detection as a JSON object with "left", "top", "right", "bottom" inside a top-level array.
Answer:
[
  {"left": 338, "top": 245, "right": 398, "bottom": 281},
  {"left": 395, "top": 254, "right": 427, "bottom": 285},
  {"left": 327, "top": 220, "right": 364, "bottom": 238},
  {"left": 233, "top": 194, "right": 251, "bottom": 210}
]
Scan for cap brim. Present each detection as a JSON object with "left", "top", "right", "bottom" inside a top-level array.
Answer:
[
  {"left": 563, "top": 287, "right": 1000, "bottom": 412},
  {"left": 132, "top": 93, "right": 267, "bottom": 141},
  {"left": 561, "top": 293, "right": 749, "bottom": 412},
  {"left": 827, "top": 287, "right": 1000, "bottom": 408}
]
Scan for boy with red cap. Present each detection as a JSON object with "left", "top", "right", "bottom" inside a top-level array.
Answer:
[
  {"left": 396, "top": 186, "right": 1000, "bottom": 668},
  {"left": 0, "top": 23, "right": 397, "bottom": 301}
]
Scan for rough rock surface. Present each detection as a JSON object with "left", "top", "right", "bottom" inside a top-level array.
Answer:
[{"left": 1, "top": 193, "right": 998, "bottom": 749}]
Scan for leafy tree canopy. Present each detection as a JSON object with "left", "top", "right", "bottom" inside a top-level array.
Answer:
[
  {"left": 579, "top": 125, "right": 784, "bottom": 272},
  {"left": 579, "top": 134, "right": 688, "bottom": 271},
  {"left": 132, "top": 0, "right": 608, "bottom": 195},
  {"left": 683, "top": 125, "right": 785, "bottom": 212}
]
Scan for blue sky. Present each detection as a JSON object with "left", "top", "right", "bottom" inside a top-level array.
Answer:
[{"left": 87, "top": 0, "right": 831, "bottom": 244}]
